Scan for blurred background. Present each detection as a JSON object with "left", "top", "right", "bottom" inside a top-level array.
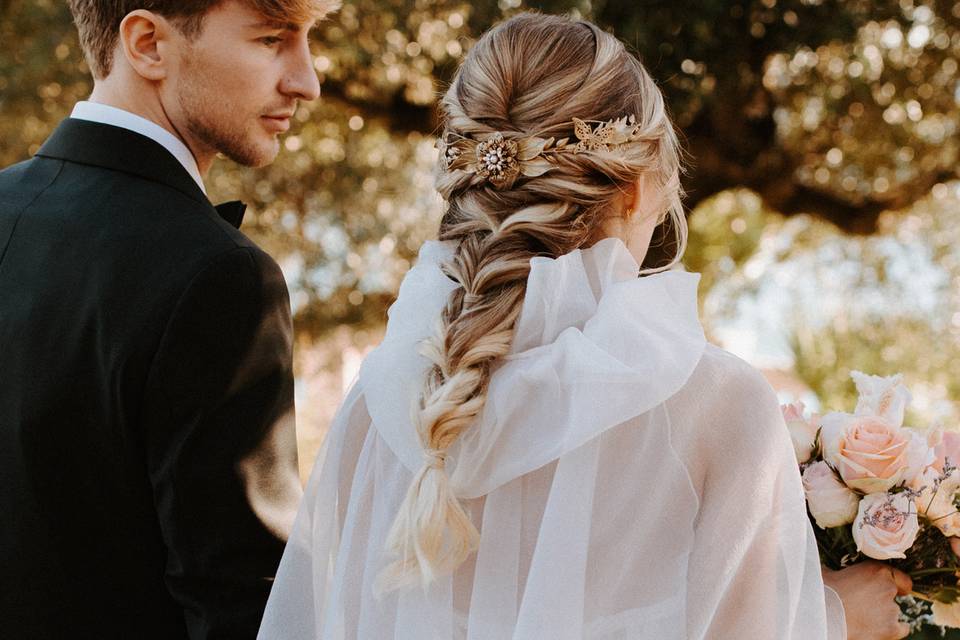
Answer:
[
  {"left": 2, "top": 2, "right": 960, "bottom": 630},
  {"left": 4, "top": 0, "right": 960, "bottom": 468},
  {"left": 4, "top": 0, "right": 960, "bottom": 462}
]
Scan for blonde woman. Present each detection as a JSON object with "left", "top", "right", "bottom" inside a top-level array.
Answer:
[{"left": 260, "top": 13, "right": 904, "bottom": 639}]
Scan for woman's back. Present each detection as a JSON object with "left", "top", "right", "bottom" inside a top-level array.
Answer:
[{"left": 259, "top": 240, "right": 843, "bottom": 639}]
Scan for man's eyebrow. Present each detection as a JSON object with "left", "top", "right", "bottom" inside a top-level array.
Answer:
[{"left": 247, "top": 20, "right": 301, "bottom": 31}]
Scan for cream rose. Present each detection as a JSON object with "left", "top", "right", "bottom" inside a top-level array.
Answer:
[
  {"left": 909, "top": 465, "right": 960, "bottom": 537},
  {"left": 932, "top": 601, "right": 960, "bottom": 629},
  {"left": 852, "top": 492, "right": 919, "bottom": 560},
  {"left": 820, "top": 412, "right": 911, "bottom": 493},
  {"left": 781, "top": 401, "right": 820, "bottom": 464},
  {"left": 935, "top": 430, "right": 960, "bottom": 473},
  {"left": 802, "top": 461, "right": 860, "bottom": 528}
]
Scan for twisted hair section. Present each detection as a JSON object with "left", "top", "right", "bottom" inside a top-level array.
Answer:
[{"left": 379, "top": 11, "right": 689, "bottom": 591}]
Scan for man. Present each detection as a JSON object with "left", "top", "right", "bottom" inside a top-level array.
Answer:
[{"left": 0, "top": 0, "right": 337, "bottom": 637}]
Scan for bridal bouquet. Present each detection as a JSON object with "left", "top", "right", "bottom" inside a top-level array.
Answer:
[{"left": 782, "top": 371, "right": 960, "bottom": 629}]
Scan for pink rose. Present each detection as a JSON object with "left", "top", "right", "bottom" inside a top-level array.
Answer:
[
  {"left": 852, "top": 492, "right": 919, "bottom": 560},
  {"left": 821, "top": 412, "right": 910, "bottom": 493},
  {"left": 781, "top": 401, "right": 820, "bottom": 464},
  {"left": 802, "top": 461, "right": 860, "bottom": 528}
]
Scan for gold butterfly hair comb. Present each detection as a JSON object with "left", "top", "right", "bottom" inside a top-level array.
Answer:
[{"left": 437, "top": 115, "right": 645, "bottom": 190}]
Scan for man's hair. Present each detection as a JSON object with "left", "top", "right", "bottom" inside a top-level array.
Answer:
[{"left": 67, "top": 0, "right": 339, "bottom": 79}]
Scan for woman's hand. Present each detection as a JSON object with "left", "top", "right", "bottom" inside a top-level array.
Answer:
[{"left": 821, "top": 562, "right": 912, "bottom": 640}]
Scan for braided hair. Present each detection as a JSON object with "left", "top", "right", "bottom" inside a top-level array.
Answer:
[{"left": 377, "top": 11, "right": 689, "bottom": 592}]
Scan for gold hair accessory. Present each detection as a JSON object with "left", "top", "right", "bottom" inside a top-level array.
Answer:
[{"left": 438, "top": 114, "right": 644, "bottom": 189}]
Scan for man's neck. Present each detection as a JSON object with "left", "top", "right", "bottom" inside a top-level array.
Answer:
[{"left": 88, "top": 83, "right": 213, "bottom": 175}]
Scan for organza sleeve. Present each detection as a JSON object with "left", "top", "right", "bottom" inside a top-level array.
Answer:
[
  {"left": 257, "top": 380, "right": 370, "bottom": 640},
  {"left": 681, "top": 363, "right": 846, "bottom": 640}
]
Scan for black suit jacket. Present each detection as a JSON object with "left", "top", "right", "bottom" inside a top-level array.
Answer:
[{"left": 0, "top": 118, "right": 302, "bottom": 639}]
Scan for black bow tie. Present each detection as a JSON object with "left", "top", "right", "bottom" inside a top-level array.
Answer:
[{"left": 214, "top": 200, "right": 247, "bottom": 229}]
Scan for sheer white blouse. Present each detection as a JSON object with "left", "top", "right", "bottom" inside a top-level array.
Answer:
[{"left": 258, "top": 238, "right": 847, "bottom": 639}]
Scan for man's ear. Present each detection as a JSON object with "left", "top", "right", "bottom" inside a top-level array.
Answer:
[{"left": 118, "top": 10, "right": 173, "bottom": 81}]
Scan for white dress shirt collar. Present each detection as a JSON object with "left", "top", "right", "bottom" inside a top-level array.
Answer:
[{"left": 70, "top": 101, "right": 206, "bottom": 195}]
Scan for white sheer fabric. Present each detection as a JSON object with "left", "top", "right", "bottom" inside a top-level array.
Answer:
[{"left": 259, "top": 238, "right": 847, "bottom": 639}]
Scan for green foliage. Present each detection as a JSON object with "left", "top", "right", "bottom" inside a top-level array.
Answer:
[
  {"left": 914, "top": 625, "right": 960, "bottom": 639},
  {"left": 0, "top": 0, "right": 91, "bottom": 166},
  {"left": 811, "top": 517, "right": 861, "bottom": 570},
  {"left": 933, "top": 585, "right": 960, "bottom": 605},
  {"left": 683, "top": 188, "right": 774, "bottom": 331}
]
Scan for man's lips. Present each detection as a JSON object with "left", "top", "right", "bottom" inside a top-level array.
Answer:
[{"left": 261, "top": 113, "right": 293, "bottom": 132}]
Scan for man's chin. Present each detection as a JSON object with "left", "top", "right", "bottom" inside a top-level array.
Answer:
[
  {"left": 246, "top": 148, "right": 280, "bottom": 168},
  {"left": 222, "top": 138, "right": 280, "bottom": 168}
]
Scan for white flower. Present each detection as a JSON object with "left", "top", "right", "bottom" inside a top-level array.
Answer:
[
  {"left": 781, "top": 401, "right": 819, "bottom": 464},
  {"left": 850, "top": 370, "right": 912, "bottom": 428},
  {"left": 802, "top": 461, "right": 860, "bottom": 528},
  {"left": 819, "top": 411, "right": 848, "bottom": 467},
  {"left": 928, "top": 423, "right": 945, "bottom": 450},
  {"left": 852, "top": 492, "right": 919, "bottom": 560}
]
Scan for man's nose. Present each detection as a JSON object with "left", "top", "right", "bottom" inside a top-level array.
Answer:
[{"left": 281, "top": 37, "right": 321, "bottom": 102}]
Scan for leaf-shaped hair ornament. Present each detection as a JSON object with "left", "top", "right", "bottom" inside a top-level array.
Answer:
[{"left": 437, "top": 113, "right": 644, "bottom": 190}]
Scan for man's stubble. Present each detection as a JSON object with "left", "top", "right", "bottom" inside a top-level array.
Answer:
[{"left": 176, "top": 52, "right": 277, "bottom": 168}]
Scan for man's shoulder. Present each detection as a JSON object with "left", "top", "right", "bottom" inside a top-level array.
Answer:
[
  {"left": 0, "top": 156, "right": 63, "bottom": 211},
  {"left": 0, "top": 157, "right": 35, "bottom": 181},
  {"left": 183, "top": 243, "right": 288, "bottom": 300},
  {"left": 38, "top": 155, "right": 258, "bottom": 253},
  {"left": 3, "top": 153, "right": 280, "bottom": 291},
  {"left": 119, "top": 185, "right": 282, "bottom": 297}
]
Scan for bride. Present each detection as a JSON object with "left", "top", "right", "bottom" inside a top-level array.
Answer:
[{"left": 261, "top": 12, "right": 865, "bottom": 639}]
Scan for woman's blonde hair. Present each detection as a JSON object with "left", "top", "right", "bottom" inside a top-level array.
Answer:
[{"left": 379, "top": 11, "right": 689, "bottom": 591}]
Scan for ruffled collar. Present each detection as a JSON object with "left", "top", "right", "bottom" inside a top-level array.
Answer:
[{"left": 359, "top": 237, "right": 706, "bottom": 498}]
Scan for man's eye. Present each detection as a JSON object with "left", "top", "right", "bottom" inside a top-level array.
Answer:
[{"left": 260, "top": 36, "right": 283, "bottom": 46}]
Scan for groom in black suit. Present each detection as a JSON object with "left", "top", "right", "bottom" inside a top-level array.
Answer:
[{"left": 0, "top": 0, "right": 338, "bottom": 637}]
